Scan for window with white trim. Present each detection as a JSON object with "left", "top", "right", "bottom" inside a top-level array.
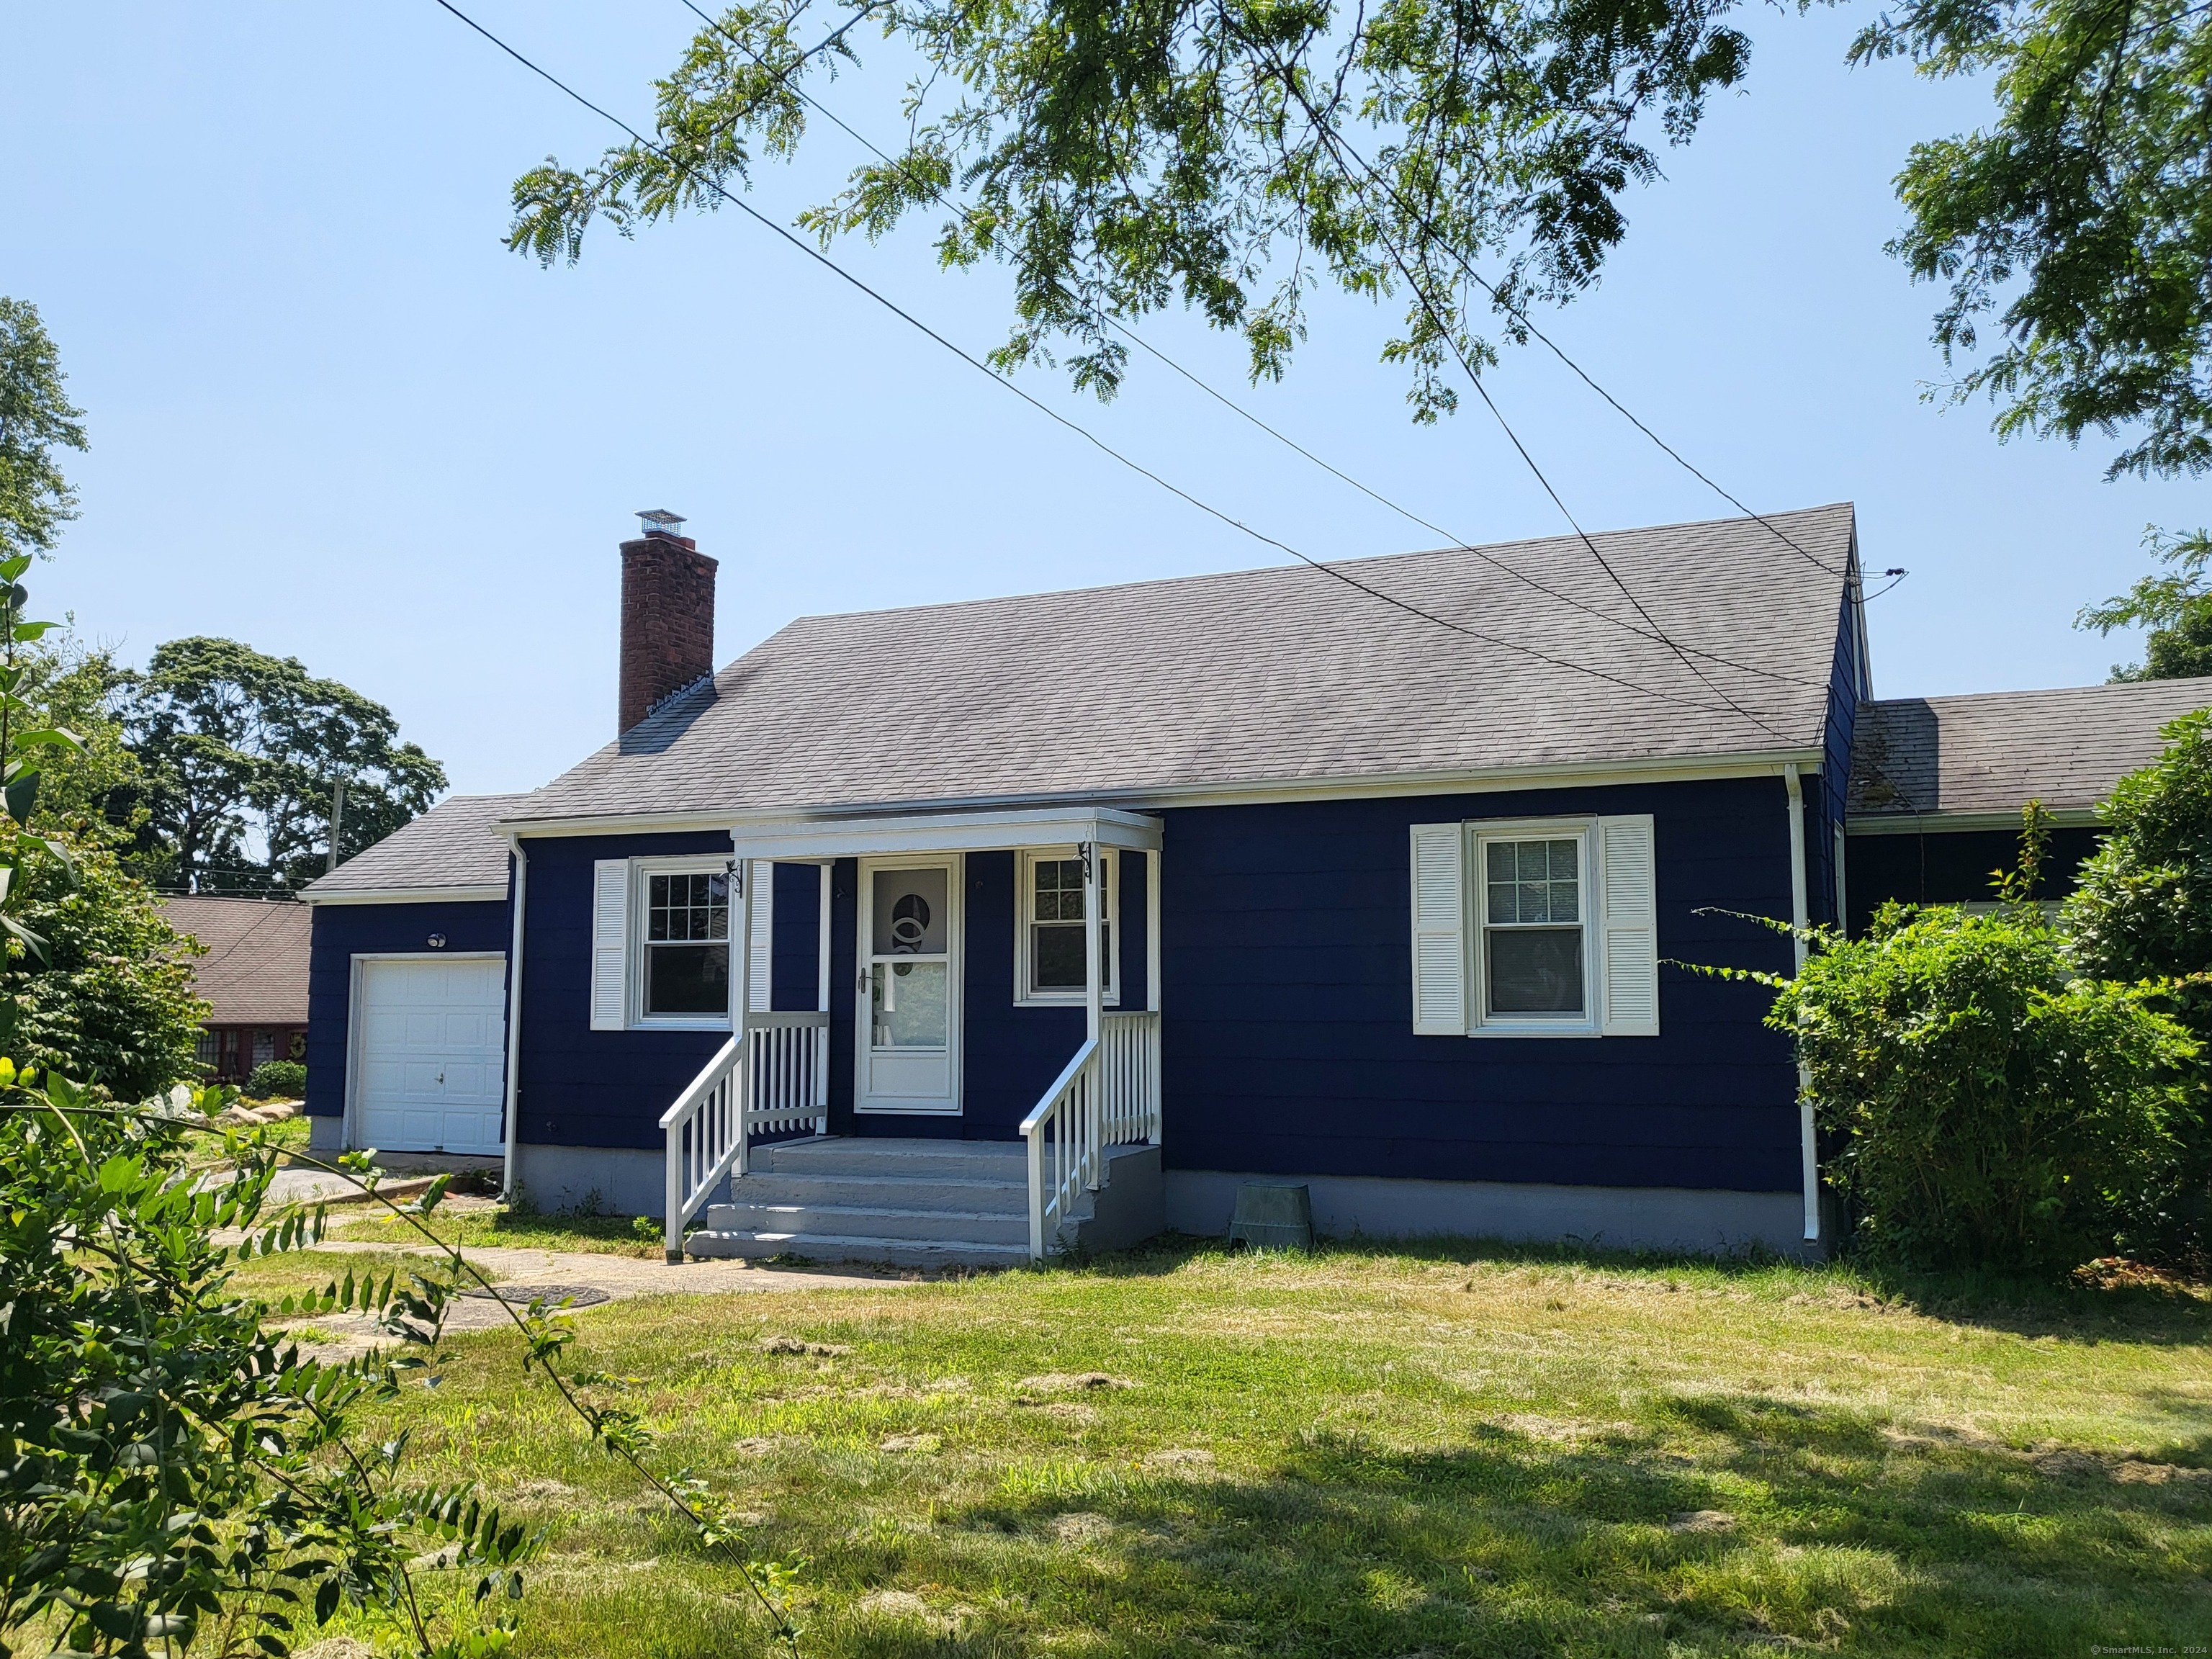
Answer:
[
  {"left": 642, "top": 867, "right": 729, "bottom": 1017},
  {"left": 1474, "top": 829, "right": 1591, "bottom": 1025},
  {"left": 1015, "top": 847, "right": 1118, "bottom": 1004},
  {"left": 1407, "top": 814, "right": 1659, "bottom": 1039}
]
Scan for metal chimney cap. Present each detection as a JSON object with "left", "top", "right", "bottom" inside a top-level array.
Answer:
[{"left": 635, "top": 508, "right": 688, "bottom": 538}]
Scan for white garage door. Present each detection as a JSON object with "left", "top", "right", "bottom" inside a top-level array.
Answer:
[{"left": 356, "top": 957, "right": 506, "bottom": 1155}]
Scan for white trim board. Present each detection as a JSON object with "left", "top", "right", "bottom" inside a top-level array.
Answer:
[
  {"left": 732, "top": 806, "right": 1163, "bottom": 860},
  {"left": 493, "top": 751, "right": 1825, "bottom": 841},
  {"left": 304, "top": 885, "right": 507, "bottom": 906},
  {"left": 1845, "top": 808, "right": 2103, "bottom": 835}
]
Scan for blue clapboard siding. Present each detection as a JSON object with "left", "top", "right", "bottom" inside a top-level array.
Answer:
[
  {"left": 501, "top": 776, "right": 1797, "bottom": 1186},
  {"left": 1845, "top": 824, "right": 2103, "bottom": 935},
  {"left": 304, "top": 896, "right": 513, "bottom": 1124},
  {"left": 769, "top": 861, "right": 823, "bottom": 1011},
  {"left": 1152, "top": 776, "right": 1802, "bottom": 1192},
  {"left": 512, "top": 831, "right": 733, "bottom": 1150},
  {"left": 1812, "top": 590, "right": 1864, "bottom": 928}
]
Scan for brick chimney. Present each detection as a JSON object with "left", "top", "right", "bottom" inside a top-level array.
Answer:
[{"left": 618, "top": 510, "right": 718, "bottom": 734}]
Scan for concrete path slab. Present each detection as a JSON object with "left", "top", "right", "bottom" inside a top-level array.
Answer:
[{"left": 268, "top": 1241, "right": 919, "bottom": 1359}]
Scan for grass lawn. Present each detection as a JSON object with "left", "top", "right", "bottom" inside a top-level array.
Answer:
[
  {"left": 326, "top": 1203, "right": 662, "bottom": 1257},
  {"left": 242, "top": 1238, "right": 2211, "bottom": 1658}
]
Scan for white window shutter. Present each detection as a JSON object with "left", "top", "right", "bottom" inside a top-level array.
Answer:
[
  {"left": 1408, "top": 823, "right": 1467, "bottom": 1035},
  {"left": 590, "top": 860, "right": 630, "bottom": 1030},
  {"left": 747, "top": 860, "right": 774, "bottom": 1013},
  {"left": 1596, "top": 816, "right": 1660, "bottom": 1036}
]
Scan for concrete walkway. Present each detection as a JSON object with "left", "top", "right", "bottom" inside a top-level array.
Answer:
[{"left": 271, "top": 1240, "right": 918, "bottom": 1359}]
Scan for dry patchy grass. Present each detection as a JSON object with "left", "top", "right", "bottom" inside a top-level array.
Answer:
[{"left": 269, "top": 1238, "right": 2212, "bottom": 1656}]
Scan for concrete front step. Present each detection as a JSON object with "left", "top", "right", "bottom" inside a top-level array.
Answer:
[
  {"left": 685, "top": 1136, "right": 1035, "bottom": 1268},
  {"left": 750, "top": 1137, "right": 1027, "bottom": 1182},
  {"left": 683, "top": 1227, "right": 1030, "bottom": 1269},
  {"left": 703, "top": 1199, "right": 1029, "bottom": 1246},
  {"left": 725, "top": 1171, "right": 1027, "bottom": 1211},
  {"left": 680, "top": 1136, "right": 1162, "bottom": 1269}
]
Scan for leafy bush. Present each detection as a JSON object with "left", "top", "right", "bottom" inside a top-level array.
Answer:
[
  {"left": 2065, "top": 707, "right": 2212, "bottom": 1249},
  {"left": 243, "top": 1058, "right": 307, "bottom": 1099},
  {"left": 6, "top": 823, "right": 206, "bottom": 1100},
  {"left": 0, "top": 1067, "right": 538, "bottom": 1657},
  {"left": 1771, "top": 900, "right": 2192, "bottom": 1274}
]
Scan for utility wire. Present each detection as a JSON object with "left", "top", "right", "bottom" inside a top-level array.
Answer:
[
  {"left": 1305, "top": 109, "right": 1851, "bottom": 583},
  {"left": 428, "top": 0, "right": 1804, "bottom": 723},
  {"left": 673, "top": 0, "right": 1831, "bottom": 697},
  {"left": 1229, "top": 35, "right": 1795, "bottom": 742}
]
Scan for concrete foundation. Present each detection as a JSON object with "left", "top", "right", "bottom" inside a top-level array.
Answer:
[
  {"left": 1064, "top": 1143, "right": 1165, "bottom": 1254},
  {"left": 1164, "top": 1170, "right": 1813, "bottom": 1259},
  {"left": 509, "top": 1145, "right": 675, "bottom": 1218}
]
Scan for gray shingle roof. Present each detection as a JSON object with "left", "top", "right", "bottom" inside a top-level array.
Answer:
[
  {"left": 158, "top": 897, "right": 311, "bottom": 1025},
  {"left": 302, "top": 793, "right": 526, "bottom": 899},
  {"left": 510, "top": 504, "right": 1859, "bottom": 825},
  {"left": 1847, "top": 678, "right": 2212, "bottom": 820}
]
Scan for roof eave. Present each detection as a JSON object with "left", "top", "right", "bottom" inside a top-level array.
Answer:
[
  {"left": 497, "top": 745, "right": 1829, "bottom": 839},
  {"left": 1845, "top": 806, "right": 2105, "bottom": 835}
]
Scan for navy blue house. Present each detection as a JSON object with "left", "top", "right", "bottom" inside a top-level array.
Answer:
[{"left": 295, "top": 502, "right": 1982, "bottom": 1265}]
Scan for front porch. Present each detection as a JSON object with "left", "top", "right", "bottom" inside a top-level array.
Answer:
[{"left": 656, "top": 805, "right": 1166, "bottom": 1263}]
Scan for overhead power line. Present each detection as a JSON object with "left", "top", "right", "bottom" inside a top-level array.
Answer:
[
  {"left": 1301, "top": 110, "right": 1853, "bottom": 584},
  {"left": 1219, "top": 35, "right": 1796, "bottom": 743},
  {"left": 671, "top": 0, "right": 1832, "bottom": 699},
  {"left": 428, "top": 0, "right": 1809, "bottom": 724}
]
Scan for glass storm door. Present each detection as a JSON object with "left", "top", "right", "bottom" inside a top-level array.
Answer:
[{"left": 855, "top": 859, "right": 961, "bottom": 1114}]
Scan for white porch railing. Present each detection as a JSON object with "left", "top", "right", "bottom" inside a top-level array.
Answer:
[
  {"left": 659, "top": 1011, "right": 830, "bottom": 1260},
  {"left": 1018, "top": 1010, "right": 1161, "bottom": 1259}
]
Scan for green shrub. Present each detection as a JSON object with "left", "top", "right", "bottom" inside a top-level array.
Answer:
[
  {"left": 2065, "top": 706, "right": 2212, "bottom": 1249},
  {"left": 1773, "top": 900, "right": 2192, "bottom": 1273},
  {"left": 8, "top": 824, "right": 207, "bottom": 1100},
  {"left": 242, "top": 1057, "right": 307, "bottom": 1099}
]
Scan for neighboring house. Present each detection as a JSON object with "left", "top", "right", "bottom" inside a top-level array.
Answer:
[
  {"left": 1843, "top": 678, "right": 2212, "bottom": 932},
  {"left": 305, "top": 504, "right": 1870, "bottom": 1262},
  {"left": 158, "top": 895, "right": 313, "bottom": 1083}
]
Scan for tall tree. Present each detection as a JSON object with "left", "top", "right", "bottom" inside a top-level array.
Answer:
[
  {"left": 120, "top": 637, "right": 447, "bottom": 891},
  {"left": 0, "top": 297, "right": 86, "bottom": 557},
  {"left": 1858, "top": 0, "right": 2212, "bottom": 481},
  {"left": 2079, "top": 526, "right": 2212, "bottom": 680},
  {"left": 505, "top": 0, "right": 1755, "bottom": 423},
  {"left": 499, "top": 0, "right": 2212, "bottom": 475}
]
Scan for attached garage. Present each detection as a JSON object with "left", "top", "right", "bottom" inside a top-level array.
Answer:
[
  {"left": 352, "top": 956, "right": 507, "bottom": 1155},
  {"left": 302, "top": 792, "right": 527, "bottom": 1164}
]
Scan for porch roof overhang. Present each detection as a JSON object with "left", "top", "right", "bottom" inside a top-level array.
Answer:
[{"left": 727, "top": 804, "right": 1163, "bottom": 862}]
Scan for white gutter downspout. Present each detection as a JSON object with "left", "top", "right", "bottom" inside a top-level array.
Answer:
[
  {"left": 499, "top": 833, "right": 529, "bottom": 1200},
  {"left": 1783, "top": 764, "right": 1819, "bottom": 1246}
]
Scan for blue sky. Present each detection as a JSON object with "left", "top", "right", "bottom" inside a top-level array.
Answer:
[{"left": 4, "top": 2, "right": 2203, "bottom": 798}]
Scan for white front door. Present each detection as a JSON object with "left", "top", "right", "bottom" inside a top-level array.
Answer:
[
  {"left": 354, "top": 956, "right": 507, "bottom": 1154},
  {"left": 855, "top": 858, "right": 961, "bottom": 1114}
]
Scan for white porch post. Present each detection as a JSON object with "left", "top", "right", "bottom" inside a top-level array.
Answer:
[
  {"left": 1146, "top": 844, "right": 1161, "bottom": 1146},
  {"left": 1146, "top": 847, "right": 1161, "bottom": 1016},
  {"left": 1083, "top": 840, "right": 1103, "bottom": 1187},
  {"left": 1082, "top": 842, "right": 1103, "bottom": 1041},
  {"left": 814, "top": 859, "right": 833, "bottom": 1123},
  {"left": 733, "top": 855, "right": 757, "bottom": 1172}
]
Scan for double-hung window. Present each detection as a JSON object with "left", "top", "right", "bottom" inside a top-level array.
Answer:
[
  {"left": 1480, "top": 835, "right": 1587, "bottom": 1019},
  {"left": 642, "top": 868, "right": 730, "bottom": 1017},
  {"left": 1016, "top": 848, "right": 1118, "bottom": 1004},
  {"left": 1408, "top": 814, "right": 1658, "bottom": 1038}
]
